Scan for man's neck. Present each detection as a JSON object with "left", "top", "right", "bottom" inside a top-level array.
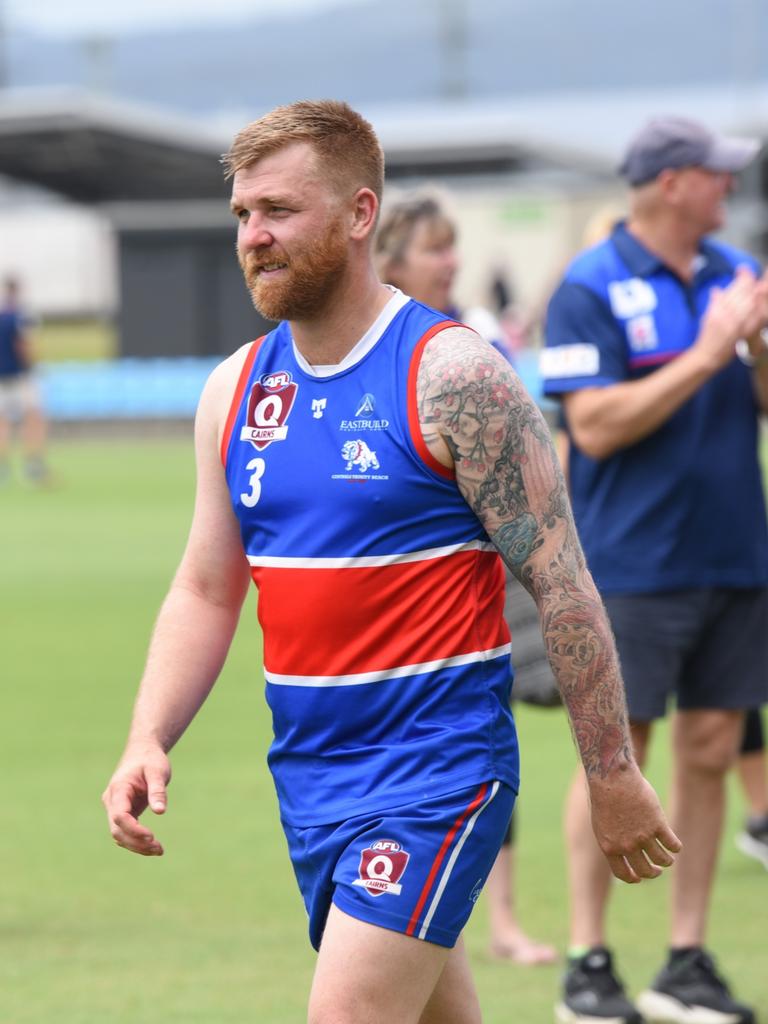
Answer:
[
  {"left": 290, "top": 270, "right": 392, "bottom": 366},
  {"left": 625, "top": 215, "right": 703, "bottom": 283}
]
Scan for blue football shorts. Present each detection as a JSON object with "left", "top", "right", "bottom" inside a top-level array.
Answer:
[{"left": 281, "top": 778, "right": 516, "bottom": 951}]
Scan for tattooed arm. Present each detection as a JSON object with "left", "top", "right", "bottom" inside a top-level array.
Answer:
[{"left": 417, "top": 326, "right": 681, "bottom": 882}]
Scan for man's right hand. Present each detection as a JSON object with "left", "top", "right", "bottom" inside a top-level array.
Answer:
[
  {"left": 696, "top": 266, "right": 761, "bottom": 371},
  {"left": 101, "top": 745, "right": 171, "bottom": 857}
]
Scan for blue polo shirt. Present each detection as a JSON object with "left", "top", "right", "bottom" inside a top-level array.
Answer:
[
  {"left": 0, "top": 308, "right": 25, "bottom": 377},
  {"left": 542, "top": 221, "right": 768, "bottom": 594}
]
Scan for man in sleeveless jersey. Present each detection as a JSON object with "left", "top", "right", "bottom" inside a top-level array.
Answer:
[
  {"left": 375, "top": 193, "right": 558, "bottom": 967},
  {"left": 102, "top": 100, "right": 680, "bottom": 1024}
]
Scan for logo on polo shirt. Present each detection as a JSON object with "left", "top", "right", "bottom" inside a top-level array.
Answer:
[
  {"left": 540, "top": 343, "right": 599, "bottom": 379},
  {"left": 626, "top": 314, "right": 659, "bottom": 352},
  {"left": 353, "top": 839, "right": 410, "bottom": 897},
  {"left": 608, "top": 278, "right": 657, "bottom": 319}
]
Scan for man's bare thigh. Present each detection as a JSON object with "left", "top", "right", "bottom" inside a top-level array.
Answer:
[{"left": 308, "top": 905, "right": 481, "bottom": 1024}]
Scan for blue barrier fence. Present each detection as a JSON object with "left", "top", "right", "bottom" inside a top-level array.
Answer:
[
  {"left": 40, "top": 358, "right": 221, "bottom": 420},
  {"left": 39, "top": 351, "right": 546, "bottom": 420}
]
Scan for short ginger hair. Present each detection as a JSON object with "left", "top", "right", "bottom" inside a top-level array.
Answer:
[{"left": 222, "top": 99, "right": 384, "bottom": 206}]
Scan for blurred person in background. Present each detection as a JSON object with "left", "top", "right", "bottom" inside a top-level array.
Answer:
[
  {"left": 0, "top": 275, "right": 49, "bottom": 484},
  {"left": 374, "top": 194, "right": 517, "bottom": 361},
  {"left": 735, "top": 708, "right": 768, "bottom": 870},
  {"left": 375, "top": 194, "right": 557, "bottom": 967},
  {"left": 542, "top": 116, "right": 768, "bottom": 1024},
  {"left": 566, "top": 205, "right": 768, "bottom": 881},
  {"left": 102, "top": 99, "right": 680, "bottom": 1024}
]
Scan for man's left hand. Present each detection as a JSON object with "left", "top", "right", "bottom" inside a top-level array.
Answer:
[{"left": 587, "top": 766, "right": 682, "bottom": 883}]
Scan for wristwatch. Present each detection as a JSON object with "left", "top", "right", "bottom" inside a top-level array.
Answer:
[{"left": 736, "top": 328, "right": 768, "bottom": 368}]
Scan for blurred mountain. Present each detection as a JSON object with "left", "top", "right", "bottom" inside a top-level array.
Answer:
[{"left": 4, "top": 0, "right": 767, "bottom": 116}]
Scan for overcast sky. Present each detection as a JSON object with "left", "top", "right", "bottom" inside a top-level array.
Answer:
[{"left": 4, "top": 0, "right": 366, "bottom": 36}]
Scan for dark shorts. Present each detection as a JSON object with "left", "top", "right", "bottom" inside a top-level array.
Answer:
[
  {"left": 742, "top": 707, "right": 765, "bottom": 755},
  {"left": 282, "top": 779, "right": 516, "bottom": 951},
  {"left": 603, "top": 588, "right": 768, "bottom": 722}
]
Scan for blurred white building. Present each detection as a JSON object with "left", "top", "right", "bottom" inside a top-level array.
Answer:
[{"left": 0, "top": 186, "right": 116, "bottom": 316}]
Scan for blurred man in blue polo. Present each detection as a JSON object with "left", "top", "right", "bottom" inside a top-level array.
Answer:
[
  {"left": 0, "top": 276, "right": 49, "bottom": 484},
  {"left": 542, "top": 117, "right": 768, "bottom": 1024}
]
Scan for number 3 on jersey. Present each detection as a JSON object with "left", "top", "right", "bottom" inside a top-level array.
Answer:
[{"left": 240, "top": 457, "right": 266, "bottom": 507}]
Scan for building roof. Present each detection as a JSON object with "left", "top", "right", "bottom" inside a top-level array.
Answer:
[
  {"left": 0, "top": 84, "right": 767, "bottom": 205},
  {"left": 365, "top": 83, "right": 768, "bottom": 175},
  {"left": 0, "top": 88, "right": 230, "bottom": 201},
  {"left": 0, "top": 87, "right": 614, "bottom": 205}
]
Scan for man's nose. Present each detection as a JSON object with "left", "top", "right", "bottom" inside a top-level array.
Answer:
[{"left": 240, "top": 213, "right": 273, "bottom": 249}]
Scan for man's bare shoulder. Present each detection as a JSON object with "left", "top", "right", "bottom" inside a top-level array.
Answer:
[
  {"left": 196, "top": 340, "right": 259, "bottom": 451},
  {"left": 200, "top": 341, "right": 257, "bottom": 413},
  {"left": 415, "top": 323, "right": 534, "bottom": 468},
  {"left": 418, "top": 323, "right": 524, "bottom": 392},
  {"left": 204, "top": 341, "right": 255, "bottom": 404},
  {"left": 422, "top": 321, "right": 491, "bottom": 355}
]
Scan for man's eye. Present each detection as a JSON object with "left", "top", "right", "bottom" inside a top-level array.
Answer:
[{"left": 237, "top": 209, "right": 250, "bottom": 222}]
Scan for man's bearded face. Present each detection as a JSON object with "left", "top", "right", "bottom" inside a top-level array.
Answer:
[{"left": 239, "top": 211, "right": 350, "bottom": 322}]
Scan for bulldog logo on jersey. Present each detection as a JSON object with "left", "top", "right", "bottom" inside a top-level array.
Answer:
[
  {"left": 342, "top": 439, "right": 379, "bottom": 472},
  {"left": 240, "top": 370, "right": 298, "bottom": 451},
  {"left": 352, "top": 839, "right": 410, "bottom": 897}
]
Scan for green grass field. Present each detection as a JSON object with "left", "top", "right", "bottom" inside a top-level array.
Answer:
[
  {"left": 2, "top": 438, "right": 766, "bottom": 1023},
  {"left": 35, "top": 319, "right": 117, "bottom": 363}
]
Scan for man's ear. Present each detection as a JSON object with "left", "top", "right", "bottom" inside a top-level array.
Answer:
[
  {"left": 656, "top": 168, "right": 683, "bottom": 204},
  {"left": 349, "top": 188, "right": 379, "bottom": 241}
]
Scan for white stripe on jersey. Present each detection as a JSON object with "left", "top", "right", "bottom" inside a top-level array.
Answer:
[
  {"left": 247, "top": 539, "right": 497, "bottom": 570},
  {"left": 418, "top": 780, "right": 501, "bottom": 940},
  {"left": 265, "top": 644, "right": 512, "bottom": 688}
]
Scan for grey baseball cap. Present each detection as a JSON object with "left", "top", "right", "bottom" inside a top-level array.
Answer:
[{"left": 619, "top": 116, "right": 761, "bottom": 186}]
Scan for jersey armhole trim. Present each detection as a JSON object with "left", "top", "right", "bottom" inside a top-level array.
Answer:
[
  {"left": 407, "top": 320, "right": 461, "bottom": 481},
  {"left": 220, "top": 336, "right": 266, "bottom": 467}
]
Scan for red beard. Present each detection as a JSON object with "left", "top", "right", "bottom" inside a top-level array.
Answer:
[{"left": 239, "top": 216, "right": 350, "bottom": 322}]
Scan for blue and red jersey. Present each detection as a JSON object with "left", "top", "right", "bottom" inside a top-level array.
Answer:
[{"left": 222, "top": 294, "right": 519, "bottom": 826}]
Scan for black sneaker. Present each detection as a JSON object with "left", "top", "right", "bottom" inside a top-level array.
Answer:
[
  {"left": 636, "top": 948, "right": 754, "bottom": 1024},
  {"left": 736, "top": 813, "right": 768, "bottom": 871},
  {"left": 555, "top": 946, "right": 644, "bottom": 1023}
]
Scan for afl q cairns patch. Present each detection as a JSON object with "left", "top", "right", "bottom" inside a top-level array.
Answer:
[{"left": 353, "top": 839, "right": 410, "bottom": 897}]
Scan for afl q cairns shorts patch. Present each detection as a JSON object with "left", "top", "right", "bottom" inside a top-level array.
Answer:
[{"left": 282, "top": 779, "right": 516, "bottom": 950}]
